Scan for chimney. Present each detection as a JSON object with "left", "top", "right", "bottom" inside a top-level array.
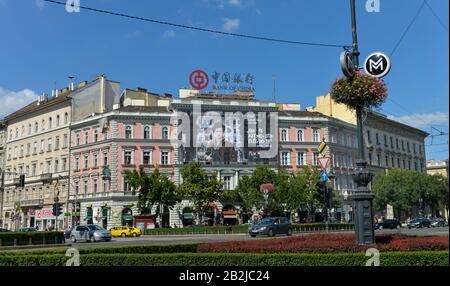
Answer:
[
  {"left": 68, "top": 76, "right": 75, "bottom": 91},
  {"left": 55, "top": 89, "right": 59, "bottom": 97}
]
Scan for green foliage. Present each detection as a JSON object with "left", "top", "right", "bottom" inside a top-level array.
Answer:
[
  {"left": 373, "top": 169, "right": 449, "bottom": 218},
  {"left": 0, "top": 251, "right": 447, "bottom": 266},
  {"left": 123, "top": 167, "right": 180, "bottom": 216},
  {"left": 178, "top": 162, "right": 223, "bottom": 221},
  {"left": 0, "top": 232, "right": 65, "bottom": 246}
]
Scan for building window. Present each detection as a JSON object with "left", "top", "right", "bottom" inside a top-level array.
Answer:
[
  {"left": 84, "top": 155, "right": 89, "bottom": 169},
  {"left": 83, "top": 180, "right": 88, "bottom": 194},
  {"left": 41, "top": 120, "right": 45, "bottom": 131},
  {"left": 384, "top": 134, "right": 387, "bottom": 146},
  {"left": 407, "top": 142, "right": 410, "bottom": 152},
  {"left": 34, "top": 122, "right": 38, "bottom": 133},
  {"left": 397, "top": 158, "right": 400, "bottom": 168},
  {"left": 75, "top": 157, "right": 80, "bottom": 171},
  {"left": 94, "top": 129, "right": 98, "bottom": 142},
  {"left": 330, "top": 132, "right": 337, "bottom": 143},
  {"left": 390, "top": 137, "right": 394, "bottom": 148},
  {"left": 93, "top": 153, "right": 98, "bottom": 168},
  {"left": 413, "top": 143, "right": 416, "bottom": 154},
  {"left": 124, "top": 150, "right": 133, "bottom": 165},
  {"left": 281, "top": 152, "right": 289, "bottom": 166},
  {"left": 401, "top": 140, "right": 405, "bottom": 151},
  {"left": 64, "top": 112, "right": 69, "bottom": 124},
  {"left": 391, "top": 157, "right": 395, "bottom": 168},
  {"left": 48, "top": 117, "right": 52, "bottom": 129},
  {"left": 297, "top": 130, "right": 303, "bottom": 142},
  {"left": 313, "top": 152, "right": 319, "bottom": 166},
  {"left": 297, "top": 152, "right": 305, "bottom": 166},
  {"left": 396, "top": 138, "right": 399, "bottom": 149},
  {"left": 63, "top": 134, "right": 68, "bottom": 148},
  {"left": 103, "top": 180, "right": 108, "bottom": 192},
  {"left": 340, "top": 132, "right": 345, "bottom": 145},
  {"left": 377, "top": 153, "right": 381, "bottom": 166},
  {"left": 84, "top": 131, "right": 89, "bottom": 144},
  {"left": 62, "top": 158, "right": 67, "bottom": 172},
  {"left": 161, "top": 126, "right": 169, "bottom": 140},
  {"left": 15, "top": 127, "right": 18, "bottom": 138},
  {"left": 93, "top": 178, "right": 98, "bottom": 193},
  {"left": 26, "top": 143, "right": 31, "bottom": 155},
  {"left": 46, "top": 161, "right": 51, "bottom": 173},
  {"left": 103, "top": 152, "right": 108, "bottom": 166},
  {"left": 376, "top": 133, "right": 380, "bottom": 145},
  {"left": 76, "top": 133, "right": 80, "bottom": 146},
  {"left": 55, "top": 136, "right": 60, "bottom": 150},
  {"left": 28, "top": 124, "right": 32, "bottom": 135},
  {"left": 144, "top": 126, "right": 151, "bottom": 139},
  {"left": 281, "top": 129, "right": 288, "bottom": 142},
  {"left": 223, "top": 176, "right": 232, "bottom": 190},
  {"left": 143, "top": 150, "right": 152, "bottom": 165},
  {"left": 313, "top": 130, "right": 320, "bottom": 142},
  {"left": 54, "top": 160, "right": 59, "bottom": 173},
  {"left": 56, "top": 115, "right": 60, "bottom": 127},
  {"left": 20, "top": 145, "right": 24, "bottom": 157},
  {"left": 31, "top": 164, "right": 36, "bottom": 177},
  {"left": 33, "top": 142, "right": 37, "bottom": 154},
  {"left": 385, "top": 156, "right": 389, "bottom": 167},
  {"left": 47, "top": 138, "right": 52, "bottom": 151},
  {"left": 368, "top": 152, "right": 372, "bottom": 165},
  {"left": 40, "top": 140, "right": 45, "bottom": 152},
  {"left": 125, "top": 126, "right": 133, "bottom": 139},
  {"left": 74, "top": 182, "right": 79, "bottom": 196},
  {"left": 367, "top": 130, "right": 371, "bottom": 143},
  {"left": 160, "top": 150, "right": 169, "bottom": 165}
]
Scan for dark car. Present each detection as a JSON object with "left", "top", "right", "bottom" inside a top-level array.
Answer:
[
  {"left": 0, "top": 228, "right": 11, "bottom": 232},
  {"left": 18, "top": 227, "right": 38, "bottom": 232},
  {"left": 431, "top": 218, "right": 447, "bottom": 227},
  {"left": 407, "top": 218, "right": 431, "bottom": 229},
  {"left": 249, "top": 217, "right": 293, "bottom": 237},
  {"left": 375, "top": 219, "right": 401, "bottom": 230}
]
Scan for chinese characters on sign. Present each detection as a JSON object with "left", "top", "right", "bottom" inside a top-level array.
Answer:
[{"left": 189, "top": 70, "right": 255, "bottom": 92}]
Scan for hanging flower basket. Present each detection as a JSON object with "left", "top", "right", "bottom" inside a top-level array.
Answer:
[{"left": 330, "top": 71, "right": 388, "bottom": 109}]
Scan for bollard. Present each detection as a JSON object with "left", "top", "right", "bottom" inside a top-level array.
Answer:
[
  {"left": 29, "top": 237, "right": 32, "bottom": 246},
  {"left": 14, "top": 238, "right": 17, "bottom": 247}
]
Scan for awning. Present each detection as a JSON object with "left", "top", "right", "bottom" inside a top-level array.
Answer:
[
  {"left": 122, "top": 214, "right": 134, "bottom": 221},
  {"left": 183, "top": 213, "right": 193, "bottom": 220}
]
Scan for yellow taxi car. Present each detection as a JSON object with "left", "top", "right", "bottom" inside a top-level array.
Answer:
[{"left": 109, "top": 226, "right": 142, "bottom": 237}]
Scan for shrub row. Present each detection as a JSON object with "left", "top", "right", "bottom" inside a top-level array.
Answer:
[
  {"left": 197, "top": 234, "right": 449, "bottom": 253},
  {"left": 0, "top": 243, "right": 201, "bottom": 256},
  {"left": 0, "top": 232, "right": 65, "bottom": 247},
  {"left": 0, "top": 251, "right": 447, "bottom": 266},
  {"left": 144, "top": 223, "right": 354, "bottom": 235}
]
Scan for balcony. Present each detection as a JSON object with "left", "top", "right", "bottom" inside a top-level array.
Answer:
[
  {"left": 13, "top": 177, "right": 21, "bottom": 187},
  {"left": 40, "top": 173, "right": 53, "bottom": 184},
  {"left": 20, "top": 199, "right": 44, "bottom": 207}
]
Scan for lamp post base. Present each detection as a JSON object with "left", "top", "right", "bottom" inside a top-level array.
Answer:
[{"left": 350, "top": 161, "right": 376, "bottom": 245}]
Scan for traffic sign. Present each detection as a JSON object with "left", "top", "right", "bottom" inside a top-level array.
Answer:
[
  {"left": 320, "top": 171, "right": 329, "bottom": 182},
  {"left": 340, "top": 50, "right": 355, "bottom": 78},
  {"left": 318, "top": 156, "right": 331, "bottom": 171},
  {"left": 318, "top": 142, "right": 328, "bottom": 155},
  {"left": 364, "top": 52, "right": 391, "bottom": 78}
]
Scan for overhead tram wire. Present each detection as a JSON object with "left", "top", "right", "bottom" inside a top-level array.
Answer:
[
  {"left": 43, "top": 0, "right": 350, "bottom": 49},
  {"left": 390, "top": 0, "right": 427, "bottom": 58}
]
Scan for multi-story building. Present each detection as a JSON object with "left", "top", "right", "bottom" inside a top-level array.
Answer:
[
  {"left": 427, "top": 159, "right": 449, "bottom": 178},
  {"left": 278, "top": 109, "right": 359, "bottom": 221},
  {"left": 2, "top": 90, "right": 72, "bottom": 231},
  {"left": 0, "top": 120, "right": 7, "bottom": 227},
  {"left": 69, "top": 104, "right": 174, "bottom": 229},
  {"left": 1, "top": 75, "right": 120, "bottom": 230},
  {"left": 307, "top": 94, "right": 428, "bottom": 174}
]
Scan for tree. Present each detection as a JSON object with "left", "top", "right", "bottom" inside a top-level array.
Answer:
[
  {"left": 178, "top": 161, "right": 223, "bottom": 223},
  {"left": 123, "top": 167, "right": 180, "bottom": 222}
]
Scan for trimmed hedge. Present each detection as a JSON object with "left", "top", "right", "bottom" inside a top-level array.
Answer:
[
  {"left": 0, "top": 243, "right": 201, "bottom": 256},
  {"left": 0, "top": 232, "right": 65, "bottom": 247},
  {"left": 144, "top": 223, "right": 354, "bottom": 235},
  {"left": 0, "top": 251, "right": 447, "bottom": 266}
]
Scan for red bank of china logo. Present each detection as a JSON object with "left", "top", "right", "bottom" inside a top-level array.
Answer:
[{"left": 189, "top": 70, "right": 209, "bottom": 90}]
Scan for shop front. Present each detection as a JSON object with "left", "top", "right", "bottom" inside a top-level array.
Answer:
[{"left": 35, "top": 208, "right": 63, "bottom": 230}]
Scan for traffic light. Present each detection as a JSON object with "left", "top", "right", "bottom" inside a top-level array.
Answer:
[
  {"left": 19, "top": 174, "right": 25, "bottom": 188},
  {"left": 52, "top": 203, "right": 62, "bottom": 216}
]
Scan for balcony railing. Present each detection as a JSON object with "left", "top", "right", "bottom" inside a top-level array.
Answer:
[
  {"left": 40, "top": 173, "right": 53, "bottom": 183},
  {"left": 20, "top": 199, "right": 44, "bottom": 207}
]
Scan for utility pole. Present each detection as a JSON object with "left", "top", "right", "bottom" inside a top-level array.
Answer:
[{"left": 349, "top": 0, "right": 376, "bottom": 245}]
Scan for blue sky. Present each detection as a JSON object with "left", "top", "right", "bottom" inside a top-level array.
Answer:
[{"left": 0, "top": 0, "right": 448, "bottom": 159}]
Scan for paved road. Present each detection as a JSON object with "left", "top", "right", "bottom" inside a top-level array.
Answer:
[{"left": 66, "top": 227, "right": 448, "bottom": 249}]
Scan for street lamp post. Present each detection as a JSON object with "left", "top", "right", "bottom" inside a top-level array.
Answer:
[{"left": 348, "top": 0, "right": 376, "bottom": 245}]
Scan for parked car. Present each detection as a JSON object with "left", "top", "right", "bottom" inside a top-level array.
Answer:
[
  {"left": 64, "top": 227, "right": 73, "bottom": 239},
  {"left": 18, "top": 227, "right": 38, "bottom": 232},
  {"left": 431, "top": 218, "right": 447, "bottom": 227},
  {"left": 70, "top": 225, "right": 112, "bottom": 243},
  {"left": 0, "top": 228, "right": 11, "bottom": 232},
  {"left": 407, "top": 218, "right": 432, "bottom": 229},
  {"left": 249, "top": 217, "right": 293, "bottom": 237},
  {"left": 109, "top": 226, "right": 142, "bottom": 237},
  {"left": 375, "top": 219, "right": 401, "bottom": 230}
]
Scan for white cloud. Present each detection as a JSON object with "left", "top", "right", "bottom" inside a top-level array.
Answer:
[
  {"left": 163, "top": 29, "right": 176, "bottom": 39},
  {"left": 35, "top": 0, "right": 45, "bottom": 11},
  {"left": 222, "top": 18, "right": 240, "bottom": 32},
  {"left": 0, "top": 87, "right": 39, "bottom": 118},
  {"left": 203, "top": 0, "right": 245, "bottom": 9},
  {"left": 388, "top": 112, "right": 449, "bottom": 129}
]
